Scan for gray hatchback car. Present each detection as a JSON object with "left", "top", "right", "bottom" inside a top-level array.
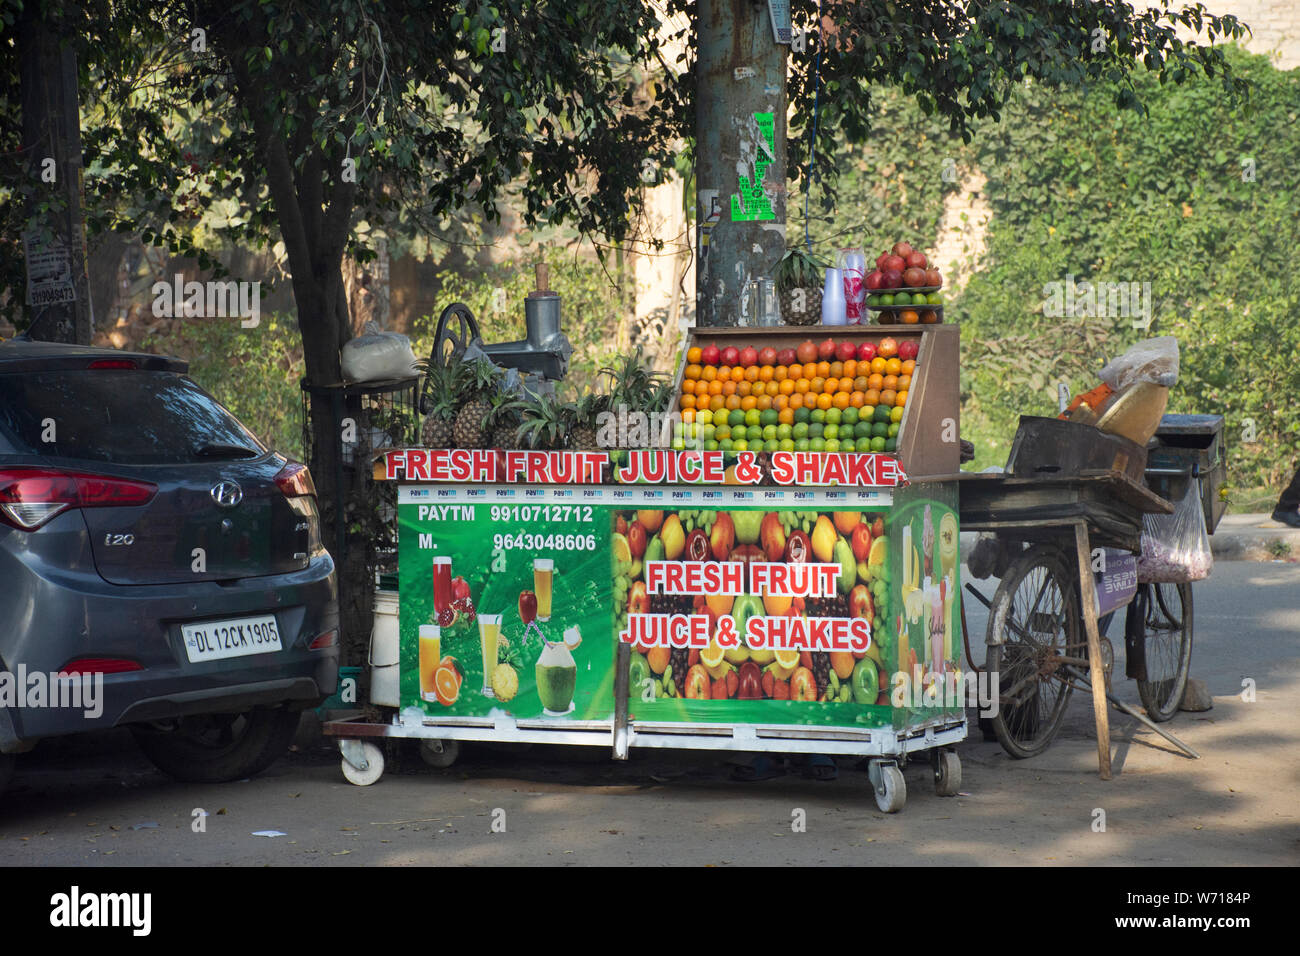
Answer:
[{"left": 0, "top": 340, "right": 338, "bottom": 791}]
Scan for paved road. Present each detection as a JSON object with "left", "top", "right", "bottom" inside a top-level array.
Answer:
[{"left": 1, "top": 562, "right": 1297, "bottom": 866}]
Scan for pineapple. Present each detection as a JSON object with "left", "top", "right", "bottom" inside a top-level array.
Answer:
[
  {"left": 599, "top": 349, "right": 670, "bottom": 447},
  {"left": 774, "top": 244, "right": 830, "bottom": 326},
  {"left": 486, "top": 391, "right": 521, "bottom": 449},
  {"left": 419, "top": 363, "right": 459, "bottom": 448},
  {"left": 572, "top": 392, "right": 611, "bottom": 451},
  {"left": 513, "top": 389, "right": 575, "bottom": 450},
  {"left": 452, "top": 357, "right": 503, "bottom": 449}
]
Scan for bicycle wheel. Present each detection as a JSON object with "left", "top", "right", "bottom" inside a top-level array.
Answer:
[
  {"left": 986, "top": 545, "right": 1086, "bottom": 758},
  {"left": 1133, "top": 581, "right": 1193, "bottom": 722}
]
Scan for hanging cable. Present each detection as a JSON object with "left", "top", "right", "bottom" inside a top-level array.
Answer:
[{"left": 803, "top": 0, "right": 825, "bottom": 253}]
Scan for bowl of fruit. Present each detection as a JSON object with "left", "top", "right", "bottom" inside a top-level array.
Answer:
[{"left": 863, "top": 241, "right": 944, "bottom": 325}]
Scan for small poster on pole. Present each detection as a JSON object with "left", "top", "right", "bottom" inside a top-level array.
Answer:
[{"left": 767, "top": 0, "right": 792, "bottom": 44}]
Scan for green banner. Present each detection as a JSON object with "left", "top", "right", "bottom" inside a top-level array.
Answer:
[
  {"left": 397, "top": 486, "right": 963, "bottom": 731},
  {"left": 398, "top": 498, "right": 615, "bottom": 720}
]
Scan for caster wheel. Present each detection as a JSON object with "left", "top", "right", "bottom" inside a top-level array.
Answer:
[
  {"left": 420, "top": 738, "right": 461, "bottom": 768},
  {"left": 933, "top": 750, "right": 961, "bottom": 797},
  {"left": 340, "top": 741, "right": 384, "bottom": 786},
  {"left": 872, "top": 762, "right": 907, "bottom": 813}
]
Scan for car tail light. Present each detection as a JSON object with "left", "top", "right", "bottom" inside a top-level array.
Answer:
[
  {"left": 309, "top": 629, "right": 338, "bottom": 650},
  {"left": 87, "top": 359, "right": 137, "bottom": 370},
  {"left": 274, "top": 462, "right": 317, "bottom": 498},
  {"left": 59, "top": 658, "right": 144, "bottom": 675},
  {"left": 0, "top": 468, "right": 157, "bottom": 531}
]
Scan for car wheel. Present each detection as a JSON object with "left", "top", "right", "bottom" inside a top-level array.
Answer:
[{"left": 131, "top": 708, "right": 301, "bottom": 784}]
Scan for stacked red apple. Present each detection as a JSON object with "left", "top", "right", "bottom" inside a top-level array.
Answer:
[{"left": 864, "top": 241, "right": 942, "bottom": 293}]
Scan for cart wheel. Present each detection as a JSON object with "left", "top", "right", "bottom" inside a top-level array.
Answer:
[
  {"left": 933, "top": 750, "right": 961, "bottom": 797},
  {"left": 871, "top": 762, "right": 907, "bottom": 813},
  {"left": 340, "top": 741, "right": 384, "bottom": 787},
  {"left": 986, "top": 545, "right": 1083, "bottom": 759},
  {"left": 419, "top": 738, "right": 461, "bottom": 768},
  {"left": 1133, "top": 581, "right": 1194, "bottom": 722}
]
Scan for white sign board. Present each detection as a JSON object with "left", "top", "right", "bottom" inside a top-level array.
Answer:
[
  {"left": 23, "top": 231, "right": 76, "bottom": 306},
  {"left": 767, "top": 0, "right": 792, "bottom": 44}
]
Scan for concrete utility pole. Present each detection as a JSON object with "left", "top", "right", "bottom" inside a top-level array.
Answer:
[
  {"left": 19, "top": 3, "right": 94, "bottom": 345},
  {"left": 695, "top": 0, "right": 788, "bottom": 328}
]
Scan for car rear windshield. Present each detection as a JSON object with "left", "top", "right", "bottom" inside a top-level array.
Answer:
[{"left": 0, "top": 369, "right": 267, "bottom": 465}]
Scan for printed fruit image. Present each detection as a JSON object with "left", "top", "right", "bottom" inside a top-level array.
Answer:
[
  {"left": 867, "top": 536, "right": 889, "bottom": 582},
  {"left": 644, "top": 534, "right": 665, "bottom": 564},
  {"left": 627, "top": 522, "right": 647, "bottom": 559},
  {"left": 737, "top": 661, "right": 763, "bottom": 700},
  {"left": 851, "top": 521, "right": 873, "bottom": 562},
  {"left": 833, "top": 511, "right": 861, "bottom": 536},
  {"left": 705, "top": 591, "right": 735, "bottom": 618},
  {"left": 849, "top": 584, "right": 874, "bottom": 622},
  {"left": 433, "top": 661, "right": 462, "bottom": 706},
  {"left": 517, "top": 589, "right": 538, "bottom": 626},
  {"left": 762, "top": 589, "right": 792, "bottom": 617},
  {"left": 811, "top": 515, "right": 838, "bottom": 563},
  {"left": 830, "top": 651, "right": 856, "bottom": 681},
  {"left": 636, "top": 510, "right": 665, "bottom": 534},
  {"left": 660, "top": 514, "right": 685, "bottom": 559},
  {"left": 760, "top": 512, "right": 787, "bottom": 561},
  {"left": 452, "top": 576, "right": 471, "bottom": 602},
  {"left": 784, "top": 529, "right": 811, "bottom": 563},
  {"left": 771, "top": 648, "right": 800, "bottom": 680},
  {"left": 834, "top": 537, "right": 856, "bottom": 594},
  {"left": 491, "top": 662, "right": 519, "bottom": 702},
  {"left": 646, "top": 645, "right": 671, "bottom": 675},
  {"left": 628, "top": 580, "right": 649, "bottom": 614},
  {"left": 612, "top": 532, "right": 632, "bottom": 566},
  {"left": 710, "top": 512, "right": 735, "bottom": 559},
  {"left": 939, "top": 512, "right": 959, "bottom": 571},
  {"left": 685, "top": 527, "right": 711, "bottom": 561},
  {"left": 730, "top": 510, "right": 763, "bottom": 545},
  {"left": 628, "top": 653, "right": 651, "bottom": 696},
  {"left": 851, "top": 658, "right": 880, "bottom": 704},
  {"left": 790, "top": 667, "right": 818, "bottom": 701}
]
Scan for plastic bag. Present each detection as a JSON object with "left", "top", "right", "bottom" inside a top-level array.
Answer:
[
  {"left": 340, "top": 320, "right": 417, "bottom": 383},
  {"left": 1099, "top": 336, "right": 1180, "bottom": 391},
  {"left": 1137, "top": 478, "right": 1212, "bottom": 583}
]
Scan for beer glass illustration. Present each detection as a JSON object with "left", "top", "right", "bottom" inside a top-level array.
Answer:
[
  {"left": 419, "top": 624, "right": 441, "bottom": 702},
  {"left": 478, "top": 614, "right": 502, "bottom": 697},
  {"left": 533, "top": 559, "right": 554, "bottom": 622}
]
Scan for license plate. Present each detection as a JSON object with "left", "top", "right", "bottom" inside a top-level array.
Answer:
[{"left": 182, "top": 615, "right": 283, "bottom": 663}]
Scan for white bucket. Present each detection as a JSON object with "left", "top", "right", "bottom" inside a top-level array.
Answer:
[{"left": 369, "top": 589, "right": 401, "bottom": 706}]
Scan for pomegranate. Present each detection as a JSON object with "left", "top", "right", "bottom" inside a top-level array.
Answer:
[
  {"left": 903, "top": 266, "right": 927, "bottom": 288},
  {"left": 758, "top": 346, "right": 778, "bottom": 366},
  {"left": 817, "top": 338, "right": 837, "bottom": 361},
  {"left": 796, "top": 340, "right": 818, "bottom": 364},
  {"left": 891, "top": 241, "right": 913, "bottom": 258},
  {"left": 721, "top": 346, "right": 739, "bottom": 366},
  {"left": 701, "top": 342, "right": 721, "bottom": 365},
  {"left": 905, "top": 251, "right": 928, "bottom": 270},
  {"left": 776, "top": 347, "right": 797, "bottom": 366},
  {"left": 739, "top": 345, "right": 758, "bottom": 367}
]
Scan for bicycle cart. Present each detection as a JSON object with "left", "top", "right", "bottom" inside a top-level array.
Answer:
[{"left": 956, "top": 414, "right": 1224, "bottom": 777}]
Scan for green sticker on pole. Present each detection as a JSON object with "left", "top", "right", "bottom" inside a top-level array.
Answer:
[{"left": 731, "top": 112, "right": 776, "bottom": 221}]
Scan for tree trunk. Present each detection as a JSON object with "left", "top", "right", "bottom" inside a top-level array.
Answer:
[{"left": 695, "top": 0, "right": 788, "bottom": 328}]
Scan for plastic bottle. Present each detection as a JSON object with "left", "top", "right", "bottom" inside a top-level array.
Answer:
[
  {"left": 821, "top": 267, "right": 846, "bottom": 325},
  {"left": 839, "top": 248, "right": 866, "bottom": 324}
]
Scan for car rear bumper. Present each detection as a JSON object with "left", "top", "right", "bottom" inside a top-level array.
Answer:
[{"left": 0, "top": 549, "right": 338, "bottom": 749}]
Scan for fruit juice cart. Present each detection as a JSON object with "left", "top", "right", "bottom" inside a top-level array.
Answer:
[{"left": 325, "top": 325, "right": 969, "bottom": 813}]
